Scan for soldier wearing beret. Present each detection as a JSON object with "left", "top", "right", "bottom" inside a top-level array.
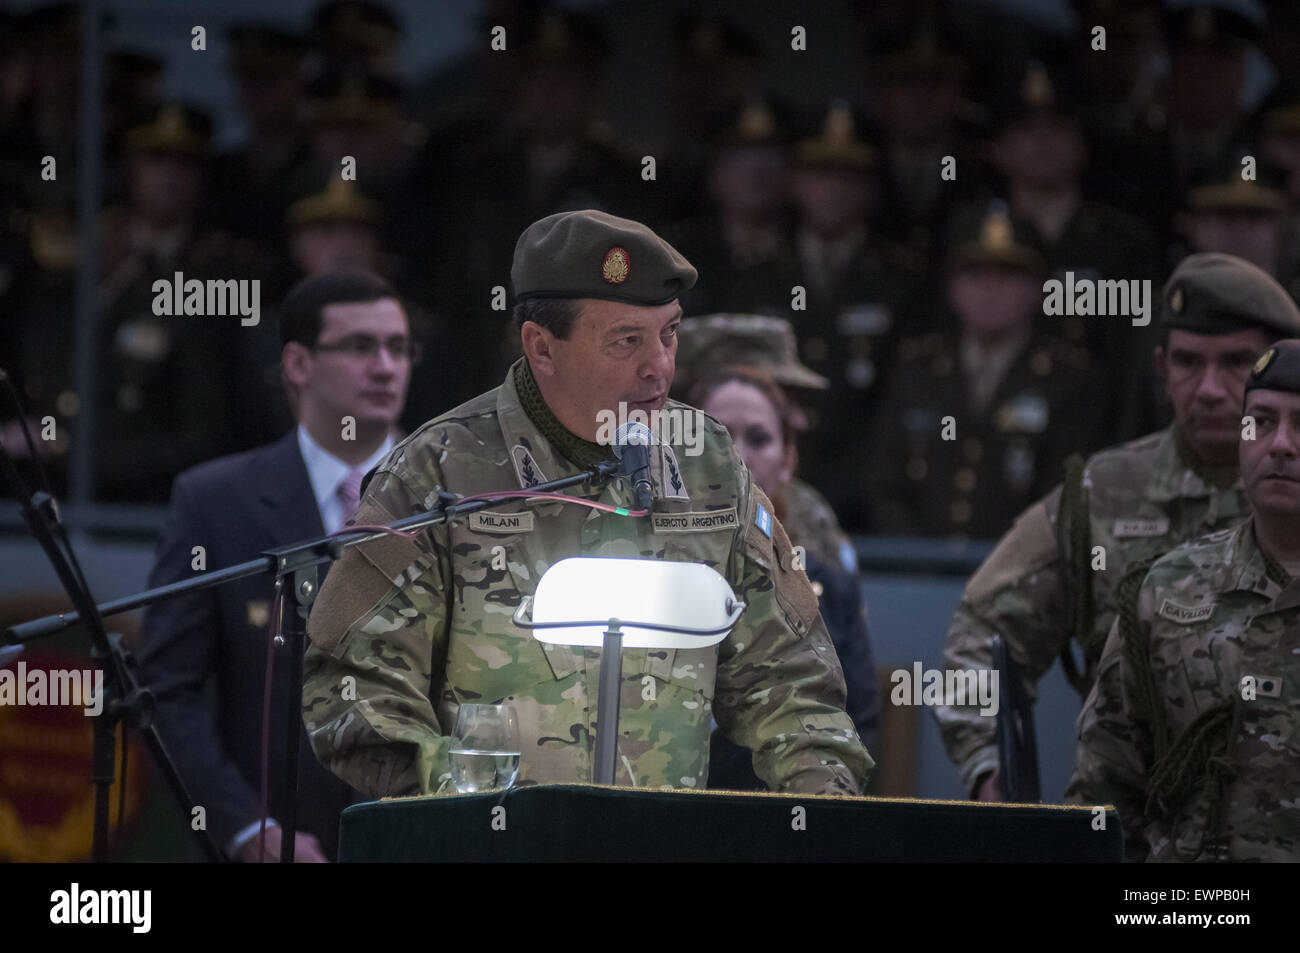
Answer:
[
  {"left": 936, "top": 252, "right": 1300, "bottom": 801},
  {"left": 302, "top": 209, "right": 872, "bottom": 797},
  {"left": 865, "top": 201, "right": 1111, "bottom": 540},
  {"left": 1071, "top": 337, "right": 1300, "bottom": 861}
]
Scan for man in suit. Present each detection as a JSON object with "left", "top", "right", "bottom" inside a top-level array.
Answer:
[{"left": 138, "top": 270, "right": 414, "bottom": 861}]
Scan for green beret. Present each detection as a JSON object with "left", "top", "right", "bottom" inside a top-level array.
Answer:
[
  {"left": 1245, "top": 339, "right": 1300, "bottom": 399},
  {"left": 512, "top": 210, "right": 698, "bottom": 307},
  {"left": 1163, "top": 253, "right": 1300, "bottom": 337}
]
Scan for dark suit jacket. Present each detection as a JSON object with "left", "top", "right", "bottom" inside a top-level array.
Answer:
[{"left": 138, "top": 430, "right": 358, "bottom": 859}]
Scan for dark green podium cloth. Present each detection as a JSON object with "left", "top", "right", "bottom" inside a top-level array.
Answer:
[{"left": 338, "top": 784, "right": 1121, "bottom": 862}]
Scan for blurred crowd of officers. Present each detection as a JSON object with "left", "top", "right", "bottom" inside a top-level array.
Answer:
[{"left": 6, "top": 0, "right": 1300, "bottom": 542}]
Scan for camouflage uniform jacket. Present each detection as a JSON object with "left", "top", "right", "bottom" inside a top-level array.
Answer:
[
  {"left": 781, "top": 477, "right": 858, "bottom": 575},
  {"left": 1069, "top": 519, "right": 1300, "bottom": 862},
  {"left": 302, "top": 360, "right": 872, "bottom": 799},
  {"left": 936, "top": 425, "right": 1248, "bottom": 795}
]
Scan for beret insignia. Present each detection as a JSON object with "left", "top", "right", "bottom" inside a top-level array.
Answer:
[
  {"left": 1255, "top": 347, "right": 1277, "bottom": 374},
  {"left": 602, "top": 246, "right": 630, "bottom": 284}
]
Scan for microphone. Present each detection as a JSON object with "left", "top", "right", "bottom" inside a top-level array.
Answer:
[{"left": 612, "top": 421, "right": 655, "bottom": 513}]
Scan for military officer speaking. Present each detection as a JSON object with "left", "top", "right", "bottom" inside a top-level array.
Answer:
[
  {"left": 935, "top": 252, "right": 1300, "bottom": 800},
  {"left": 1070, "top": 338, "right": 1300, "bottom": 862},
  {"left": 302, "top": 210, "right": 872, "bottom": 798}
]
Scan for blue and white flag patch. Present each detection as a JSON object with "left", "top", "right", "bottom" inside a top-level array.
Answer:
[{"left": 755, "top": 502, "right": 773, "bottom": 538}]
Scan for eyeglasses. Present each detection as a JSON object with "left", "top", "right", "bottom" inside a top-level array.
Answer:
[{"left": 313, "top": 334, "right": 422, "bottom": 364}]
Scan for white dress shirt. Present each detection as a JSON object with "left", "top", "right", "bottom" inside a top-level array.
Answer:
[{"left": 296, "top": 424, "right": 395, "bottom": 534}]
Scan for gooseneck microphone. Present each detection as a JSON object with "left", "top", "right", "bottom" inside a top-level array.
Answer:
[{"left": 612, "top": 421, "right": 655, "bottom": 513}]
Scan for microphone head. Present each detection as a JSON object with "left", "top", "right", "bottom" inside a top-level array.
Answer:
[{"left": 612, "top": 421, "right": 655, "bottom": 459}]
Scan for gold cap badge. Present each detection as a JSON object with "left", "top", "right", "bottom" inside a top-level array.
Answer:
[
  {"left": 1254, "top": 347, "right": 1277, "bottom": 374},
  {"left": 602, "top": 246, "right": 630, "bottom": 284},
  {"left": 1169, "top": 285, "right": 1184, "bottom": 313},
  {"left": 981, "top": 211, "right": 1014, "bottom": 251},
  {"left": 1022, "top": 63, "right": 1054, "bottom": 109}
]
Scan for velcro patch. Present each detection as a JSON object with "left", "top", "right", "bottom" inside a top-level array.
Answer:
[
  {"left": 1113, "top": 517, "right": 1170, "bottom": 538},
  {"left": 467, "top": 511, "right": 535, "bottom": 534},
  {"left": 754, "top": 502, "right": 773, "bottom": 538},
  {"left": 652, "top": 508, "right": 738, "bottom": 533},
  {"left": 1157, "top": 598, "right": 1215, "bottom": 624}
]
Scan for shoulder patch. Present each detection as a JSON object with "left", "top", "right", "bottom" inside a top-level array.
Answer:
[
  {"left": 755, "top": 501, "right": 773, "bottom": 537},
  {"left": 1157, "top": 598, "right": 1215, "bottom": 624}
]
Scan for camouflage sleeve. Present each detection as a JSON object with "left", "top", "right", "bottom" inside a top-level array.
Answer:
[
  {"left": 713, "top": 478, "right": 874, "bottom": 796},
  {"left": 1065, "top": 601, "right": 1153, "bottom": 862},
  {"left": 301, "top": 466, "right": 452, "bottom": 800},
  {"left": 933, "top": 487, "right": 1068, "bottom": 796}
]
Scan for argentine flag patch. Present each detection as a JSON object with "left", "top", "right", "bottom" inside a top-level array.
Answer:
[{"left": 755, "top": 502, "right": 773, "bottom": 538}]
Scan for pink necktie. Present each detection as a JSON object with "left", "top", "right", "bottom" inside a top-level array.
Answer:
[{"left": 337, "top": 468, "right": 364, "bottom": 524}]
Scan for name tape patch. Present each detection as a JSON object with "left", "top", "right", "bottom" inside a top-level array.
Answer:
[
  {"left": 652, "top": 508, "right": 738, "bottom": 533},
  {"left": 1113, "top": 518, "right": 1170, "bottom": 538},
  {"left": 1158, "top": 598, "right": 1215, "bottom": 624},
  {"left": 467, "top": 511, "right": 536, "bottom": 534}
]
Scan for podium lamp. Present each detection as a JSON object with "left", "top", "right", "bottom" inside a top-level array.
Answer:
[{"left": 512, "top": 557, "right": 745, "bottom": 786}]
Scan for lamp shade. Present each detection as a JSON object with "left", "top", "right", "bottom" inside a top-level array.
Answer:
[{"left": 519, "top": 556, "right": 742, "bottom": 648}]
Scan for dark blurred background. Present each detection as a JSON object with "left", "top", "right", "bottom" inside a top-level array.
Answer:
[{"left": 2, "top": 0, "right": 1297, "bottom": 857}]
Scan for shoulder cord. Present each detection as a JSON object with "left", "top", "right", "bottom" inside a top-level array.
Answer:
[{"left": 1115, "top": 558, "right": 1238, "bottom": 861}]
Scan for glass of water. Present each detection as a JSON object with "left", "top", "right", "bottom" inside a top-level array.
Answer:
[{"left": 449, "top": 703, "right": 521, "bottom": 793}]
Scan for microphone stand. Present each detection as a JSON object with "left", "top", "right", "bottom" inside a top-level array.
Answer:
[
  {"left": 7, "top": 457, "right": 625, "bottom": 861},
  {"left": 0, "top": 377, "right": 223, "bottom": 861}
]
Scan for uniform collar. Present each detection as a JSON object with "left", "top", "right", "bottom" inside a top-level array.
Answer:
[
  {"left": 495, "top": 359, "right": 687, "bottom": 508},
  {"left": 1216, "top": 517, "right": 1299, "bottom": 609},
  {"left": 1142, "top": 425, "right": 1243, "bottom": 506},
  {"left": 498, "top": 359, "right": 573, "bottom": 486}
]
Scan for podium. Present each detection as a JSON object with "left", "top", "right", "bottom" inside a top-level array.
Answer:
[{"left": 338, "top": 784, "right": 1121, "bottom": 862}]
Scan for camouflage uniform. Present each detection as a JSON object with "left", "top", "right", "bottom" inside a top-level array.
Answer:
[
  {"left": 935, "top": 425, "right": 1247, "bottom": 795},
  {"left": 1069, "top": 518, "right": 1300, "bottom": 861},
  {"left": 782, "top": 477, "right": 857, "bottom": 574},
  {"left": 302, "top": 359, "right": 872, "bottom": 799}
]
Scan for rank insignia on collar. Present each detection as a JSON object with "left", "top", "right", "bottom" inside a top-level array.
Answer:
[
  {"left": 511, "top": 444, "right": 547, "bottom": 488},
  {"left": 657, "top": 445, "right": 689, "bottom": 500}
]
